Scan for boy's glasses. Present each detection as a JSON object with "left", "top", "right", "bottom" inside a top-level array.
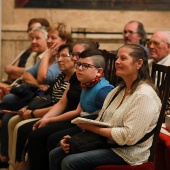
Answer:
[{"left": 75, "top": 62, "right": 99, "bottom": 70}]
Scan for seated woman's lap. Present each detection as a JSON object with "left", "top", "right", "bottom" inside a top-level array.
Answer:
[{"left": 49, "top": 147, "right": 127, "bottom": 170}]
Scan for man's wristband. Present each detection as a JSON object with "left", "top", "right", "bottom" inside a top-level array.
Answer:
[{"left": 30, "top": 110, "right": 35, "bottom": 118}]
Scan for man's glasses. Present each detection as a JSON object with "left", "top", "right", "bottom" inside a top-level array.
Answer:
[
  {"left": 72, "top": 52, "right": 81, "bottom": 59},
  {"left": 75, "top": 62, "right": 99, "bottom": 70},
  {"left": 123, "top": 30, "right": 138, "bottom": 35},
  {"left": 56, "top": 53, "right": 71, "bottom": 60},
  {"left": 147, "top": 40, "right": 160, "bottom": 47}
]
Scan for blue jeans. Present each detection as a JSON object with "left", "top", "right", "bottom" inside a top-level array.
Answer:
[
  {"left": 49, "top": 147, "right": 127, "bottom": 170},
  {"left": 0, "top": 93, "right": 29, "bottom": 110}
]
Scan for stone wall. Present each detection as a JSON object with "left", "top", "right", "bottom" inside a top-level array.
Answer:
[{"left": 1, "top": 0, "right": 170, "bottom": 80}]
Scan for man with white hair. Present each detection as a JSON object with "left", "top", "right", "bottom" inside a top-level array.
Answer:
[
  {"left": 147, "top": 31, "right": 170, "bottom": 116},
  {"left": 147, "top": 31, "right": 170, "bottom": 68}
]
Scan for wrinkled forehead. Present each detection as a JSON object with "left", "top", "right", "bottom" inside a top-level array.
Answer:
[
  {"left": 151, "top": 32, "right": 168, "bottom": 43},
  {"left": 29, "top": 30, "right": 46, "bottom": 39},
  {"left": 124, "top": 22, "right": 138, "bottom": 31}
]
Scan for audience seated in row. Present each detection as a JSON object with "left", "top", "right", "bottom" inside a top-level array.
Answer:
[
  {"left": 0, "top": 18, "right": 170, "bottom": 170},
  {"left": 0, "top": 18, "right": 50, "bottom": 101},
  {"left": 0, "top": 26, "right": 49, "bottom": 168},
  {"left": 49, "top": 44, "right": 161, "bottom": 170},
  {"left": 14, "top": 29, "right": 170, "bottom": 170},
  {"left": 0, "top": 22, "right": 71, "bottom": 168},
  {"left": 8, "top": 39, "right": 102, "bottom": 170}
]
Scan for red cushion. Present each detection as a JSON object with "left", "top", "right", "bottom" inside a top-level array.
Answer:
[
  {"left": 94, "top": 162, "right": 154, "bottom": 170},
  {"left": 155, "top": 133, "right": 170, "bottom": 170}
]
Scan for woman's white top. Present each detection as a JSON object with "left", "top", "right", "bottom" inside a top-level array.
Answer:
[{"left": 97, "top": 83, "right": 161, "bottom": 165}]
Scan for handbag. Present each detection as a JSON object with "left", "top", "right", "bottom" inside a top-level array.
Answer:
[
  {"left": 10, "top": 82, "right": 38, "bottom": 96},
  {"left": 27, "top": 94, "right": 52, "bottom": 110},
  {"left": 10, "top": 78, "right": 38, "bottom": 99},
  {"left": 67, "top": 127, "right": 156, "bottom": 154},
  {"left": 67, "top": 131, "right": 107, "bottom": 154}
]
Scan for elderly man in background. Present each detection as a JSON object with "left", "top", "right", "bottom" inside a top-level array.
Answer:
[
  {"left": 147, "top": 31, "right": 170, "bottom": 67},
  {"left": 147, "top": 31, "right": 170, "bottom": 116},
  {"left": 147, "top": 31, "right": 170, "bottom": 170}
]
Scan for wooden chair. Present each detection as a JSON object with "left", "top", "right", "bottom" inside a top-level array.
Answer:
[
  {"left": 94, "top": 63, "right": 170, "bottom": 170},
  {"left": 99, "top": 49, "right": 118, "bottom": 87}
]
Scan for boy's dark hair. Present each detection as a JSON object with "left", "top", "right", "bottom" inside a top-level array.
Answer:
[{"left": 79, "top": 49, "right": 105, "bottom": 70}]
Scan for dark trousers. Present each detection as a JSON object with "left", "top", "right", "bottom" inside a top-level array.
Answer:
[
  {"left": 16, "top": 120, "right": 37, "bottom": 161},
  {"left": 27, "top": 121, "right": 76, "bottom": 170},
  {"left": 1, "top": 113, "right": 15, "bottom": 157}
]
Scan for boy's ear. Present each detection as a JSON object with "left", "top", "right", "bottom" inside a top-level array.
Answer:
[{"left": 96, "top": 68, "right": 103, "bottom": 77}]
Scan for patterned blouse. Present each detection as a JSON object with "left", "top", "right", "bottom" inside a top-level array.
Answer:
[
  {"left": 97, "top": 83, "right": 161, "bottom": 165},
  {"left": 50, "top": 73, "right": 69, "bottom": 105}
]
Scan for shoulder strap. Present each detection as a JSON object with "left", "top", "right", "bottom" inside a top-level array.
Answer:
[
  {"left": 136, "top": 127, "right": 155, "bottom": 144},
  {"left": 99, "top": 89, "right": 121, "bottom": 121},
  {"left": 107, "top": 127, "right": 155, "bottom": 148}
]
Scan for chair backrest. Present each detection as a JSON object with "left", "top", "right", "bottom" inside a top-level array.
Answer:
[
  {"left": 149, "top": 63, "right": 170, "bottom": 162},
  {"left": 99, "top": 49, "right": 118, "bottom": 87}
]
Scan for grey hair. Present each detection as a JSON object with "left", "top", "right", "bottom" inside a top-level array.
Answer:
[{"left": 30, "top": 26, "right": 48, "bottom": 39}]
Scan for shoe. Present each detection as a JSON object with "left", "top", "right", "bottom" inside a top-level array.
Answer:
[{"left": 0, "top": 156, "right": 9, "bottom": 168}]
